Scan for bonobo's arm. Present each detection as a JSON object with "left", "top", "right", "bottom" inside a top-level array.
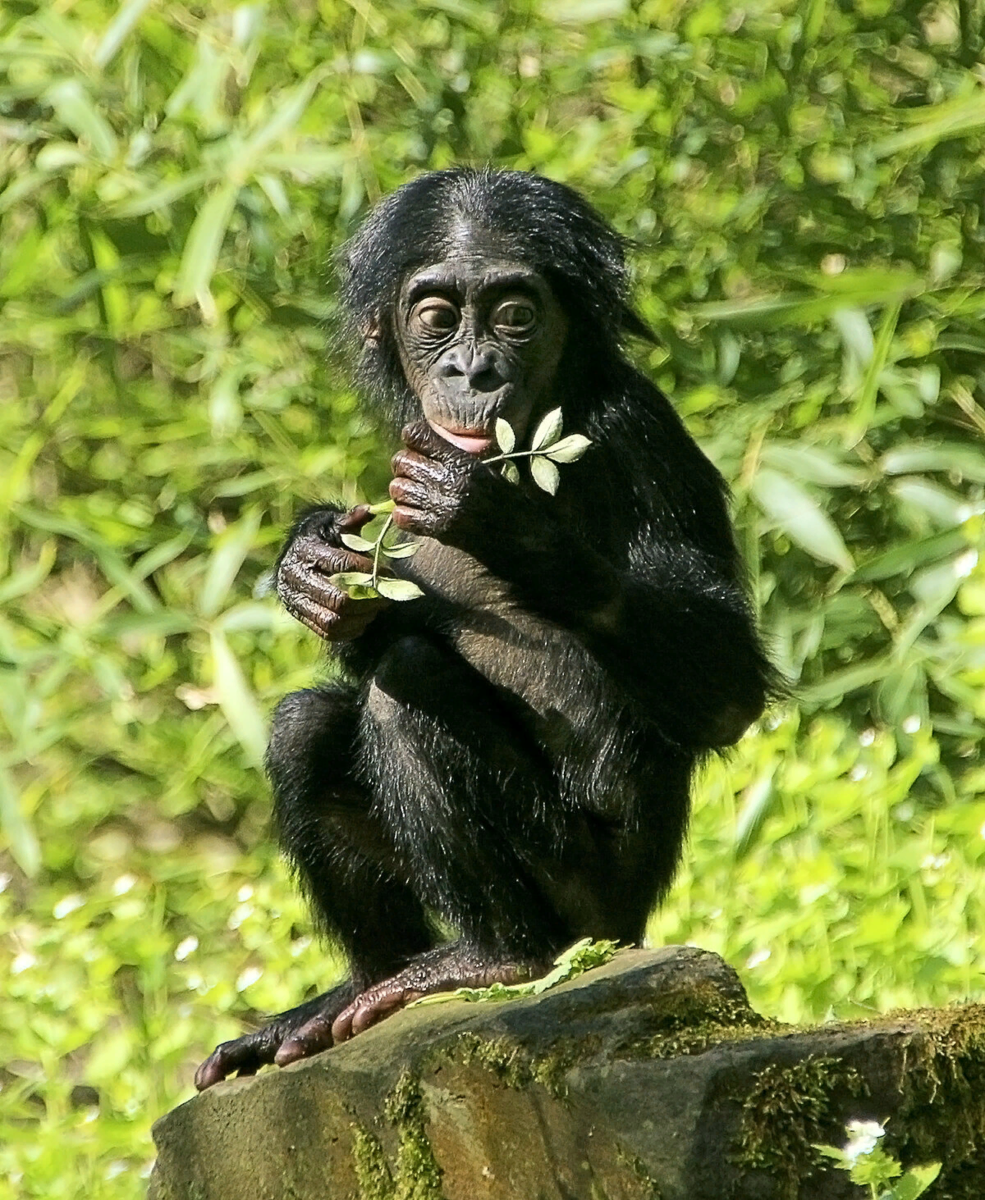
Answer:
[
  {"left": 275, "top": 505, "right": 389, "bottom": 642},
  {"left": 390, "top": 422, "right": 772, "bottom": 749}
]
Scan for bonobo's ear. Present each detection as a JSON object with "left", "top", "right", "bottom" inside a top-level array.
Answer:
[{"left": 360, "top": 312, "right": 383, "bottom": 345}]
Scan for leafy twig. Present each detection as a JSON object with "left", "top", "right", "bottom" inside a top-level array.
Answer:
[
  {"left": 329, "top": 410, "right": 592, "bottom": 601},
  {"left": 485, "top": 408, "right": 591, "bottom": 496}
]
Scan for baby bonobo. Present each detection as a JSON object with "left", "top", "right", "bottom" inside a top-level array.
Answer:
[{"left": 194, "top": 168, "right": 772, "bottom": 1090}]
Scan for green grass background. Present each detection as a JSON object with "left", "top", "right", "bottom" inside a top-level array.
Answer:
[{"left": 1, "top": 0, "right": 984, "bottom": 1193}]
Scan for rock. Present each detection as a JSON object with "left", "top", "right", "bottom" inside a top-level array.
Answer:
[{"left": 149, "top": 946, "right": 985, "bottom": 1200}]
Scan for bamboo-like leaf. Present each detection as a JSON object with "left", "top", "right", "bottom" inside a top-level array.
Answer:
[
  {"left": 502, "top": 461, "right": 521, "bottom": 484},
  {"left": 531, "top": 407, "right": 563, "bottom": 451},
  {"left": 375, "top": 577, "right": 425, "bottom": 601},
  {"left": 93, "top": 0, "right": 156, "bottom": 68},
  {"left": 340, "top": 533, "right": 376, "bottom": 552},
  {"left": 210, "top": 629, "right": 266, "bottom": 769},
  {"left": 530, "top": 455, "right": 561, "bottom": 494},
  {"left": 0, "top": 762, "right": 41, "bottom": 878},
  {"left": 751, "top": 469, "right": 853, "bottom": 572},
  {"left": 381, "top": 541, "right": 420, "bottom": 559},
  {"left": 495, "top": 417, "right": 516, "bottom": 454},
  {"left": 173, "top": 181, "right": 239, "bottom": 308},
  {"left": 44, "top": 80, "right": 118, "bottom": 162},
  {"left": 198, "top": 510, "right": 262, "bottom": 619},
  {"left": 545, "top": 434, "right": 591, "bottom": 463}
]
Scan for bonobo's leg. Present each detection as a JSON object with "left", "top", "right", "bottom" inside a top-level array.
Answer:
[
  {"left": 194, "top": 684, "right": 432, "bottom": 1090},
  {"left": 330, "top": 635, "right": 572, "bottom": 1041}
]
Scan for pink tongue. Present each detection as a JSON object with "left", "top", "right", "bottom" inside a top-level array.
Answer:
[{"left": 430, "top": 423, "right": 494, "bottom": 455}]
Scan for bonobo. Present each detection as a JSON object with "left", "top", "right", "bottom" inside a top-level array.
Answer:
[{"left": 195, "top": 169, "right": 773, "bottom": 1090}]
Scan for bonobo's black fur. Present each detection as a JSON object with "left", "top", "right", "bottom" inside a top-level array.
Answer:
[{"left": 194, "top": 168, "right": 775, "bottom": 1090}]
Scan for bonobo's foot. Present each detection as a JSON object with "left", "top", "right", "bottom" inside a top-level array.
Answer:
[
  {"left": 194, "top": 981, "right": 357, "bottom": 1091},
  {"left": 331, "top": 942, "right": 553, "bottom": 1043}
]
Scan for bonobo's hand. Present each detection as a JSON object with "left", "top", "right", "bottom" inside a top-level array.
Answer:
[
  {"left": 390, "top": 421, "right": 507, "bottom": 544},
  {"left": 276, "top": 506, "right": 388, "bottom": 641}
]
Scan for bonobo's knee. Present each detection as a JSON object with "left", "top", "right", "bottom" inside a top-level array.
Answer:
[
  {"left": 266, "top": 686, "right": 357, "bottom": 791},
  {"left": 371, "top": 636, "right": 460, "bottom": 709}
]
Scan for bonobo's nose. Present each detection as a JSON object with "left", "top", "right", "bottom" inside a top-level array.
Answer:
[{"left": 438, "top": 346, "right": 506, "bottom": 392}]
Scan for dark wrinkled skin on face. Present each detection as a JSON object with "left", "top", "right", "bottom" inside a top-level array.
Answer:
[
  {"left": 195, "top": 169, "right": 775, "bottom": 1090},
  {"left": 395, "top": 258, "right": 567, "bottom": 447}
]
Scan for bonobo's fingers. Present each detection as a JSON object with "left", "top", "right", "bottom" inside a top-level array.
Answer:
[
  {"left": 389, "top": 424, "right": 490, "bottom": 540},
  {"left": 276, "top": 506, "right": 390, "bottom": 641},
  {"left": 336, "top": 504, "right": 374, "bottom": 535}
]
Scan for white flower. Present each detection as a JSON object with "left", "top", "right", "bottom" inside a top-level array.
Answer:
[{"left": 843, "top": 1119, "right": 885, "bottom": 1162}]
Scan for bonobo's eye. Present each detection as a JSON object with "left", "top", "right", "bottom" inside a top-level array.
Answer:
[
  {"left": 412, "top": 298, "right": 459, "bottom": 334},
  {"left": 492, "top": 298, "right": 537, "bottom": 334}
]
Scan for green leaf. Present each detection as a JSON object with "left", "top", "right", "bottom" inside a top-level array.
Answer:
[
  {"left": 173, "top": 181, "right": 239, "bottom": 309},
  {"left": 330, "top": 571, "right": 374, "bottom": 588},
  {"left": 381, "top": 540, "right": 420, "bottom": 559},
  {"left": 375, "top": 577, "right": 425, "bottom": 601},
  {"left": 44, "top": 80, "right": 118, "bottom": 162},
  {"left": 495, "top": 417, "right": 516, "bottom": 454},
  {"left": 210, "top": 629, "right": 267, "bottom": 769},
  {"left": 761, "top": 444, "right": 868, "bottom": 488},
  {"left": 340, "top": 533, "right": 376, "bottom": 552},
  {"left": 880, "top": 443, "right": 985, "bottom": 483},
  {"left": 545, "top": 433, "right": 591, "bottom": 463},
  {"left": 502, "top": 461, "right": 521, "bottom": 484},
  {"left": 368, "top": 499, "right": 396, "bottom": 515},
  {"left": 887, "top": 1164, "right": 942, "bottom": 1200},
  {"left": 530, "top": 455, "right": 561, "bottom": 494},
  {"left": 198, "top": 510, "right": 262, "bottom": 619},
  {"left": 751, "top": 469, "right": 854, "bottom": 572},
  {"left": 0, "top": 762, "right": 41, "bottom": 877},
  {"left": 734, "top": 767, "right": 778, "bottom": 859},
  {"left": 531, "top": 407, "right": 563, "bottom": 451}
]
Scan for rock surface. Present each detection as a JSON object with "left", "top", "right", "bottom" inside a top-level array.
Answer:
[{"left": 150, "top": 946, "right": 985, "bottom": 1199}]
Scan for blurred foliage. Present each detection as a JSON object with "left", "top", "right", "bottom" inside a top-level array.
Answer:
[{"left": 0, "top": 0, "right": 984, "bottom": 1194}]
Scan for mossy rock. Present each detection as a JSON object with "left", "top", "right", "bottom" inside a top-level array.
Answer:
[{"left": 149, "top": 947, "right": 985, "bottom": 1200}]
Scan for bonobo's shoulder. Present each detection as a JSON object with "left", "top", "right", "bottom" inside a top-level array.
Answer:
[{"left": 588, "top": 365, "right": 723, "bottom": 478}]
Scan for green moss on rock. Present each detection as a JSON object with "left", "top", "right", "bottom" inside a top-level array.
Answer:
[{"left": 734, "top": 1056, "right": 866, "bottom": 1198}]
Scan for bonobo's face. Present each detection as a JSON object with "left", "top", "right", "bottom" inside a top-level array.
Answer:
[{"left": 393, "top": 253, "right": 567, "bottom": 456}]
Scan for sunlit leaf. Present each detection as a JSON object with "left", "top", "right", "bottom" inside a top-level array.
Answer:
[
  {"left": 381, "top": 540, "right": 420, "bottom": 558},
  {"left": 530, "top": 455, "right": 560, "bottom": 494},
  {"left": 751, "top": 470, "right": 853, "bottom": 572},
  {"left": 173, "top": 181, "right": 239, "bottom": 308},
  {"left": 375, "top": 577, "right": 425, "bottom": 601},
  {"left": 502, "top": 461, "right": 521, "bottom": 484},
  {"left": 531, "top": 407, "right": 563, "bottom": 451},
  {"left": 495, "top": 417, "right": 516, "bottom": 454},
  {"left": 340, "top": 533, "right": 376, "bottom": 552},
  {"left": 0, "top": 762, "right": 40, "bottom": 877},
  {"left": 330, "top": 571, "right": 374, "bottom": 587},
  {"left": 545, "top": 433, "right": 591, "bottom": 463},
  {"left": 198, "top": 510, "right": 262, "bottom": 619},
  {"left": 210, "top": 628, "right": 266, "bottom": 769}
]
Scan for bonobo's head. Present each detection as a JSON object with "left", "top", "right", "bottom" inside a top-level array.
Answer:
[{"left": 339, "top": 169, "right": 651, "bottom": 452}]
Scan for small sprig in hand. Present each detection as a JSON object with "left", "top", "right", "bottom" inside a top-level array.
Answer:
[
  {"left": 329, "top": 409, "right": 591, "bottom": 602},
  {"left": 329, "top": 501, "right": 425, "bottom": 601}
]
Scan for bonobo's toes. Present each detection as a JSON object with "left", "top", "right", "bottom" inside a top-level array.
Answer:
[
  {"left": 194, "top": 1036, "right": 265, "bottom": 1091},
  {"left": 273, "top": 1014, "right": 335, "bottom": 1066},
  {"left": 331, "top": 983, "right": 422, "bottom": 1043}
]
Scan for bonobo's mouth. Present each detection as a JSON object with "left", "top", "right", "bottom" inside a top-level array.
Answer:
[{"left": 428, "top": 420, "right": 495, "bottom": 456}]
